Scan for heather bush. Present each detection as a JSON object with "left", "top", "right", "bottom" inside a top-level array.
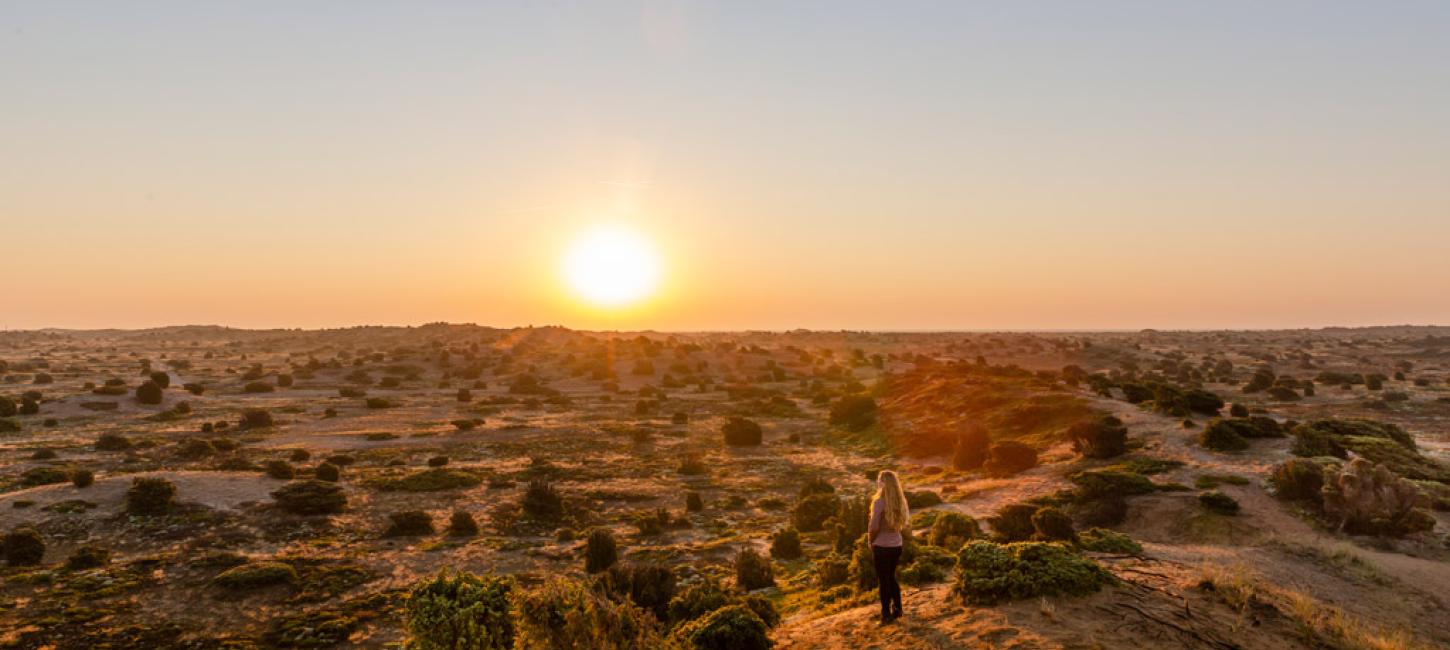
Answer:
[
  {"left": 734, "top": 547, "right": 774, "bottom": 590},
  {"left": 983, "top": 441, "right": 1038, "bottom": 477},
  {"left": 828, "top": 394, "right": 878, "bottom": 431},
  {"left": 722, "top": 416, "right": 763, "bottom": 446},
  {"left": 126, "top": 477, "right": 176, "bottom": 515},
  {"left": 404, "top": 571, "right": 514, "bottom": 650},
  {"left": 685, "top": 491, "right": 703, "bottom": 512},
  {"left": 272, "top": 480, "right": 347, "bottom": 515},
  {"left": 1031, "top": 506, "right": 1076, "bottom": 542},
  {"left": 71, "top": 469, "right": 95, "bottom": 488},
  {"left": 385, "top": 510, "right": 435, "bottom": 537},
  {"left": 522, "top": 479, "right": 564, "bottom": 520},
  {"left": 315, "top": 462, "right": 341, "bottom": 482},
  {"left": 585, "top": 528, "right": 618, "bottom": 573},
  {"left": 988, "top": 503, "right": 1039, "bottom": 542},
  {"left": 135, "top": 380, "right": 164, "bottom": 405},
  {"left": 769, "top": 527, "right": 802, "bottom": 560},
  {"left": 1199, "top": 419, "right": 1249, "bottom": 451},
  {"left": 65, "top": 544, "right": 111, "bottom": 570},
  {"left": 214, "top": 561, "right": 298, "bottom": 590},
  {"left": 953, "top": 540, "right": 1112, "bottom": 605},
  {"left": 1065, "top": 414, "right": 1127, "bottom": 459},
  {"left": 264, "top": 460, "right": 296, "bottom": 480},
  {"left": 3, "top": 527, "right": 45, "bottom": 566},
  {"left": 1077, "top": 528, "right": 1142, "bottom": 554},
  {"left": 239, "top": 408, "right": 274, "bottom": 429},
  {"left": 927, "top": 511, "right": 983, "bottom": 550},
  {"left": 448, "top": 510, "right": 480, "bottom": 537},
  {"left": 1270, "top": 458, "right": 1328, "bottom": 503},
  {"left": 951, "top": 425, "right": 990, "bottom": 470},
  {"left": 599, "top": 562, "right": 677, "bottom": 621},
  {"left": 790, "top": 493, "right": 839, "bottom": 532},
  {"left": 243, "top": 381, "right": 275, "bottom": 394},
  {"left": 515, "top": 576, "right": 664, "bottom": 650},
  {"left": 1198, "top": 491, "right": 1240, "bottom": 515}
]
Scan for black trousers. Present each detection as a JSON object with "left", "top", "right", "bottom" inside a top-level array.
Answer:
[{"left": 872, "top": 544, "right": 903, "bottom": 617}]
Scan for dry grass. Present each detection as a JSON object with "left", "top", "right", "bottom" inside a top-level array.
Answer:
[{"left": 1197, "top": 563, "right": 1427, "bottom": 650}]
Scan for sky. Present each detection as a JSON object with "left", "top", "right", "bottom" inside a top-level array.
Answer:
[{"left": 3, "top": 1, "right": 1449, "bottom": 331}]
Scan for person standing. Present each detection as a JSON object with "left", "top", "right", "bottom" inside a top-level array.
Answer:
[{"left": 868, "top": 470, "right": 910, "bottom": 624}]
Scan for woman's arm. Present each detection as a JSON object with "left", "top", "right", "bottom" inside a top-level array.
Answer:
[{"left": 866, "top": 500, "right": 880, "bottom": 541}]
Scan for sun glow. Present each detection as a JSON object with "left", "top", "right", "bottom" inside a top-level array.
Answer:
[{"left": 562, "top": 225, "right": 662, "bottom": 307}]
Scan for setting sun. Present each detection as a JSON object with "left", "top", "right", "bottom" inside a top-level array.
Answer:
[{"left": 562, "top": 225, "right": 661, "bottom": 307}]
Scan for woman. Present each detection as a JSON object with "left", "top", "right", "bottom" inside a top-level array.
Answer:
[{"left": 867, "top": 470, "right": 910, "bottom": 624}]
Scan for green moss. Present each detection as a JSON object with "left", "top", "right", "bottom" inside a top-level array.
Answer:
[{"left": 952, "top": 540, "right": 1113, "bottom": 605}]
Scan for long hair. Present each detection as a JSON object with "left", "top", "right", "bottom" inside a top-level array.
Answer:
[{"left": 873, "top": 470, "right": 910, "bottom": 530}]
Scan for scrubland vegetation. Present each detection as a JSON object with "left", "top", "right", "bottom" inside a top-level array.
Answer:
[{"left": 0, "top": 325, "right": 1447, "bottom": 648}]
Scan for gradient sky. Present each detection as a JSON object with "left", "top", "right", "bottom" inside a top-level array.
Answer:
[{"left": 4, "top": 2, "right": 1449, "bottom": 331}]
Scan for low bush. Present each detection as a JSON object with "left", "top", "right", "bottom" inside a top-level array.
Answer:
[
  {"left": 384, "top": 510, "right": 435, "bottom": 537},
  {"left": 734, "top": 547, "right": 774, "bottom": 590},
  {"left": 404, "top": 571, "right": 514, "bottom": 650},
  {"left": 126, "top": 477, "right": 176, "bottom": 515},
  {"left": 1198, "top": 491, "right": 1240, "bottom": 515},
  {"left": 65, "top": 544, "right": 111, "bottom": 570},
  {"left": 952, "top": 425, "right": 991, "bottom": 470},
  {"left": 600, "top": 562, "right": 677, "bottom": 622},
  {"left": 685, "top": 491, "right": 703, "bottom": 512},
  {"left": 264, "top": 460, "right": 296, "bottom": 480},
  {"left": 1322, "top": 458, "right": 1434, "bottom": 537},
  {"left": 448, "top": 510, "right": 479, "bottom": 537},
  {"left": 315, "top": 462, "right": 341, "bottom": 482},
  {"left": 135, "top": 380, "right": 164, "bottom": 405},
  {"left": 3, "top": 527, "right": 45, "bottom": 566},
  {"left": 1066, "top": 415, "right": 1127, "bottom": 459},
  {"left": 983, "top": 441, "right": 1038, "bottom": 477},
  {"left": 20, "top": 466, "right": 69, "bottom": 487},
  {"left": 790, "top": 493, "right": 839, "bottom": 532},
  {"left": 1069, "top": 470, "right": 1156, "bottom": 499},
  {"left": 769, "top": 527, "right": 802, "bottom": 560},
  {"left": 953, "top": 540, "right": 1112, "bottom": 605},
  {"left": 722, "top": 417, "right": 763, "bottom": 446},
  {"left": 95, "top": 432, "right": 132, "bottom": 451},
  {"left": 585, "top": 528, "right": 618, "bottom": 573},
  {"left": 272, "top": 480, "right": 347, "bottom": 515},
  {"left": 515, "top": 576, "right": 664, "bottom": 649},
  {"left": 522, "top": 479, "right": 564, "bottom": 520},
  {"left": 239, "top": 408, "right": 274, "bottom": 429},
  {"left": 71, "top": 469, "right": 95, "bottom": 488},
  {"left": 1270, "top": 458, "right": 1327, "bottom": 503},
  {"left": 828, "top": 394, "right": 878, "bottom": 431},
  {"left": 673, "top": 604, "right": 771, "bottom": 650},
  {"left": 243, "top": 381, "right": 275, "bottom": 394},
  {"left": 988, "top": 503, "right": 1039, "bottom": 542},
  {"left": 927, "top": 512, "right": 983, "bottom": 550},
  {"left": 1199, "top": 419, "right": 1249, "bottom": 452},
  {"left": 369, "top": 468, "right": 483, "bottom": 492},
  {"left": 900, "top": 544, "right": 957, "bottom": 585},
  {"left": 1031, "top": 506, "right": 1076, "bottom": 542},
  {"left": 1077, "top": 528, "right": 1142, "bottom": 554}
]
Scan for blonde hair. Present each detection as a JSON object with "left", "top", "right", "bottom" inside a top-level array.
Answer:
[{"left": 874, "top": 470, "right": 910, "bottom": 530}]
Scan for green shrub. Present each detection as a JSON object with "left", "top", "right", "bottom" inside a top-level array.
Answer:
[
  {"left": 983, "top": 441, "right": 1037, "bottom": 477},
  {"left": 1199, "top": 419, "right": 1249, "bottom": 452},
  {"left": 95, "top": 432, "right": 132, "bottom": 451},
  {"left": 243, "top": 381, "right": 275, "bottom": 394},
  {"left": 1031, "top": 506, "right": 1076, "bottom": 542},
  {"left": 735, "top": 547, "right": 774, "bottom": 590},
  {"left": 449, "top": 510, "right": 480, "bottom": 537},
  {"left": 722, "top": 417, "right": 763, "bottom": 446},
  {"left": 71, "top": 469, "right": 95, "bottom": 488},
  {"left": 927, "top": 512, "right": 983, "bottom": 550},
  {"left": 126, "top": 477, "right": 176, "bottom": 515},
  {"left": 769, "top": 527, "right": 802, "bottom": 560},
  {"left": 272, "top": 480, "right": 347, "bottom": 515},
  {"left": 20, "top": 466, "right": 69, "bottom": 487},
  {"left": 3, "top": 527, "right": 44, "bottom": 566},
  {"left": 385, "top": 510, "right": 435, "bottom": 537},
  {"left": 585, "top": 528, "right": 618, "bottom": 573},
  {"left": 905, "top": 490, "right": 942, "bottom": 509},
  {"left": 239, "top": 408, "right": 274, "bottom": 429},
  {"left": 1066, "top": 415, "right": 1127, "bottom": 459},
  {"left": 952, "top": 540, "right": 1112, "bottom": 605},
  {"left": 1069, "top": 470, "right": 1156, "bottom": 499},
  {"left": 315, "top": 462, "right": 341, "bottom": 482},
  {"left": 264, "top": 460, "right": 296, "bottom": 480},
  {"left": 214, "top": 561, "right": 298, "bottom": 590},
  {"left": 405, "top": 571, "right": 514, "bottom": 650},
  {"left": 790, "top": 493, "right": 840, "bottom": 532},
  {"left": 1271, "top": 458, "right": 1328, "bottom": 503},
  {"left": 0, "top": 418, "right": 19, "bottom": 433},
  {"left": 1198, "top": 491, "right": 1240, "bottom": 515},
  {"left": 988, "top": 503, "right": 1039, "bottom": 542},
  {"left": 899, "top": 545, "right": 956, "bottom": 585},
  {"left": 816, "top": 557, "right": 849, "bottom": 587},
  {"left": 667, "top": 576, "right": 734, "bottom": 623},
  {"left": 522, "top": 480, "right": 564, "bottom": 521},
  {"left": 515, "top": 576, "right": 664, "bottom": 649},
  {"left": 135, "top": 380, "right": 164, "bottom": 405},
  {"left": 600, "top": 562, "right": 677, "bottom": 622},
  {"left": 1077, "top": 528, "right": 1142, "bottom": 554},
  {"left": 952, "top": 425, "right": 991, "bottom": 470},
  {"left": 65, "top": 544, "right": 111, "bottom": 570},
  {"left": 685, "top": 491, "right": 703, "bottom": 512},
  {"left": 674, "top": 604, "right": 771, "bottom": 650},
  {"left": 828, "top": 394, "right": 877, "bottom": 431},
  {"left": 1185, "top": 389, "right": 1224, "bottom": 414}
]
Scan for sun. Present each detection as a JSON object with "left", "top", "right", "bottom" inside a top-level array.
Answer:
[{"left": 562, "top": 225, "right": 661, "bottom": 307}]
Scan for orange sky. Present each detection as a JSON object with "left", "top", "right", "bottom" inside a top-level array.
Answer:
[{"left": 4, "top": 3, "right": 1449, "bottom": 331}]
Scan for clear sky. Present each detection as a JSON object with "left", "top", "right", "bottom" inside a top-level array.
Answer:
[{"left": 4, "top": 2, "right": 1449, "bottom": 331}]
